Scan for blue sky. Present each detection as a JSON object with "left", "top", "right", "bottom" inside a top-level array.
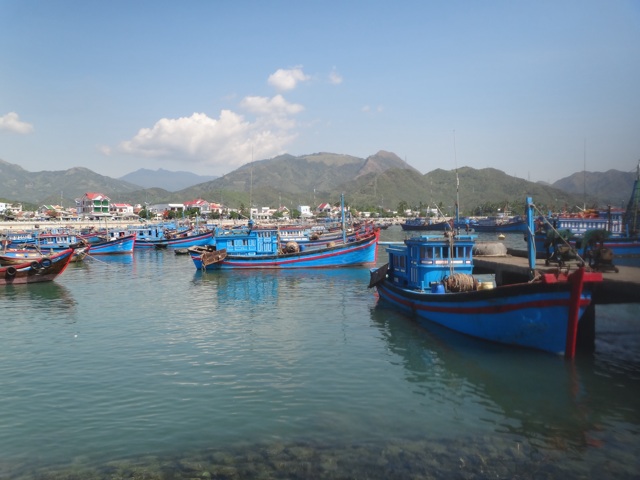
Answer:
[{"left": 1, "top": 1, "right": 639, "bottom": 183}]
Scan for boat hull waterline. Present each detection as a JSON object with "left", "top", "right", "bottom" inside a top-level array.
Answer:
[
  {"left": 190, "top": 231, "right": 379, "bottom": 269},
  {"left": 1, "top": 248, "right": 75, "bottom": 285},
  {"left": 374, "top": 276, "right": 595, "bottom": 355}
]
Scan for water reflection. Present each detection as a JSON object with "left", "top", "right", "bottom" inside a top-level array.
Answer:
[
  {"left": 84, "top": 253, "right": 134, "bottom": 265},
  {"left": 192, "top": 267, "right": 370, "bottom": 305},
  {"left": 0, "top": 281, "right": 76, "bottom": 313},
  {"left": 368, "top": 303, "right": 637, "bottom": 452}
]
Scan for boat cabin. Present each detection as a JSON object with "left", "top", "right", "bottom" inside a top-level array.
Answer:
[
  {"left": 386, "top": 234, "right": 477, "bottom": 291},
  {"left": 213, "top": 226, "right": 280, "bottom": 256},
  {"left": 553, "top": 209, "right": 624, "bottom": 236}
]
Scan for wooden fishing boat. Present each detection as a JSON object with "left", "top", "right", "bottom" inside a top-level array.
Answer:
[
  {"left": 369, "top": 197, "right": 603, "bottom": 357},
  {"left": 0, "top": 247, "right": 89, "bottom": 265},
  {"left": 535, "top": 164, "right": 640, "bottom": 258},
  {"left": 273, "top": 221, "right": 377, "bottom": 247},
  {"left": 127, "top": 224, "right": 214, "bottom": 249},
  {"left": 1, "top": 242, "right": 90, "bottom": 264},
  {"left": 401, "top": 217, "right": 473, "bottom": 232},
  {"left": 189, "top": 194, "right": 379, "bottom": 269},
  {"left": 1, "top": 248, "right": 75, "bottom": 285},
  {"left": 188, "top": 227, "right": 379, "bottom": 270},
  {"left": 88, "top": 234, "right": 136, "bottom": 254},
  {"left": 472, "top": 215, "right": 527, "bottom": 233}
]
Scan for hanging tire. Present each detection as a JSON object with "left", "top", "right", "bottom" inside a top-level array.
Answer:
[
  {"left": 40, "top": 258, "right": 52, "bottom": 268},
  {"left": 30, "top": 261, "right": 42, "bottom": 270},
  {"left": 5, "top": 266, "right": 17, "bottom": 277}
]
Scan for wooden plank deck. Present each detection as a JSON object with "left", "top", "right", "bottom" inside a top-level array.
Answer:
[{"left": 472, "top": 252, "right": 640, "bottom": 305}]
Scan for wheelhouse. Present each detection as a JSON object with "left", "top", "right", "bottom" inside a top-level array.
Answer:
[{"left": 386, "top": 234, "right": 477, "bottom": 290}]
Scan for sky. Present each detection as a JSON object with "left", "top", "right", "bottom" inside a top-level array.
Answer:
[{"left": 1, "top": 1, "right": 639, "bottom": 183}]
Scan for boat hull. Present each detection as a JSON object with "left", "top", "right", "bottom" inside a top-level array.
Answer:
[
  {"left": 0, "top": 248, "right": 74, "bottom": 285},
  {"left": 374, "top": 278, "right": 595, "bottom": 355},
  {"left": 191, "top": 231, "right": 379, "bottom": 270},
  {"left": 473, "top": 220, "right": 527, "bottom": 233},
  {"left": 88, "top": 235, "right": 136, "bottom": 254},
  {"left": 134, "top": 230, "right": 214, "bottom": 249}
]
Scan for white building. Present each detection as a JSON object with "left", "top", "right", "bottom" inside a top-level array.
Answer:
[{"left": 298, "top": 205, "right": 312, "bottom": 217}]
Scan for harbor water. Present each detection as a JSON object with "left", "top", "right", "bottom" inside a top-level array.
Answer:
[{"left": 1, "top": 227, "right": 639, "bottom": 479}]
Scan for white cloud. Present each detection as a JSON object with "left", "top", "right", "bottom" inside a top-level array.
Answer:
[
  {"left": 362, "top": 105, "right": 384, "bottom": 114},
  {"left": 241, "top": 94, "right": 304, "bottom": 116},
  {"left": 0, "top": 112, "right": 34, "bottom": 134},
  {"left": 329, "top": 68, "right": 343, "bottom": 85},
  {"left": 268, "top": 67, "right": 310, "bottom": 91},
  {"left": 118, "top": 99, "right": 302, "bottom": 172}
]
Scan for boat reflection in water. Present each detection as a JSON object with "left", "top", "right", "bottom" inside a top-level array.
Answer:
[
  {"left": 369, "top": 302, "right": 640, "bottom": 454},
  {"left": 192, "top": 267, "right": 363, "bottom": 307},
  {"left": 0, "top": 281, "right": 77, "bottom": 313},
  {"left": 84, "top": 253, "right": 134, "bottom": 265}
]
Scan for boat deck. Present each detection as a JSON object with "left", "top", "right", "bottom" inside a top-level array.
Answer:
[{"left": 472, "top": 251, "right": 640, "bottom": 305}]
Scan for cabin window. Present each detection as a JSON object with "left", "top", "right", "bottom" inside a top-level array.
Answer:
[
  {"left": 420, "top": 246, "right": 431, "bottom": 259},
  {"left": 392, "top": 254, "right": 406, "bottom": 270}
]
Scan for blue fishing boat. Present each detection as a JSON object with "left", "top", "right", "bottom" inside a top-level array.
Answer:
[
  {"left": 2, "top": 230, "right": 37, "bottom": 247},
  {"left": 276, "top": 222, "right": 372, "bottom": 246},
  {"left": 189, "top": 226, "right": 379, "bottom": 270},
  {"left": 472, "top": 215, "right": 527, "bottom": 233},
  {"left": 88, "top": 233, "right": 136, "bottom": 254},
  {"left": 128, "top": 224, "right": 214, "bottom": 249},
  {"left": 535, "top": 163, "right": 640, "bottom": 259},
  {"left": 400, "top": 217, "right": 474, "bottom": 232},
  {"left": 369, "top": 197, "right": 603, "bottom": 357},
  {"left": 189, "top": 195, "right": 380, "bottom": 269}
]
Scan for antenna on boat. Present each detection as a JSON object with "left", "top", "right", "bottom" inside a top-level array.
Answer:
[
  {"left": 249, "top": 147, "right": 254, "bottom": 222},
  {"left": 341, "top": 193, "right": 346, "bottom": 244},
  {"left": 453, "top": 130, "right": 460, "bottom": 230},
  {"left": 583, "top": 139, "right": 587, "bottom": 210}
]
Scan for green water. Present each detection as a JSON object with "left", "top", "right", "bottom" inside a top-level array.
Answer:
[{"left": 1, "top": 228, "right": 639, "bottom": 479}]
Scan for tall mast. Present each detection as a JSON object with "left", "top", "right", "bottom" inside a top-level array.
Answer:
[
  {"left": 453, "top": 130, "right": 459, "bottom": 228},
  {"left": 249, "top": 147, "right": 253, "bottom": 221},
  {"left": 583, "top": 139, "right": 587, "bottom": 210},
  {"left": 341, "top": 193, "right": 346, "bottom": 243}
]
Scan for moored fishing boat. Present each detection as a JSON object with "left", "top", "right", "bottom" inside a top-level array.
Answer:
[
  {"left": 369, "top": 197, "right": 603, "bottom": 357},
  {"left": 472, "top": 215, "right": 527, "bottom": 233},
  {"left": 88, "top": 233, "right": 136, "bottom": 254},
  {"left": 0, "top": 244, "right": 90, "bottom": 265},
  {"left": 127, "top": 224, "right": 214, "bottom": 249},
  {"left": 188, "top": 227, "right": 379, "bottom": 270},
  {"left": 535, "top": 163, "right": 640, "bottom": 258},
  {"left": 274, "top": 221, "right": 377, "bottom": 247},
  {"left": 1, "top": 248, "right": 75, "bottom": 285},
  {"left": 189, "top": 195, "right": 380, "bottom": 269}
]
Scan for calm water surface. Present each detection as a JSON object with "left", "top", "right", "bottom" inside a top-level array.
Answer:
[{"left": 1, "top": 228, "right": 639, "bottom": 479}]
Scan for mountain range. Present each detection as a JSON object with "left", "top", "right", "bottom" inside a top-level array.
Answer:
[
  {"left": 0, "top": 153, "right": 636, "bottom": 215},
  {"left": 118, "top": 168, "right": 217, "bottom": 191}
]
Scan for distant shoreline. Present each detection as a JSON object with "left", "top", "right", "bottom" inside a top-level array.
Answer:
[{"left": 0, "top": 219, "right": 235, "bottom": 231}]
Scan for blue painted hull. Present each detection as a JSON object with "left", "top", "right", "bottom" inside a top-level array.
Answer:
[
  {"left": 602, "top": 238, "right": 640, "bottom": 256},
  {"left": 374, "top": 279, "right": 594, "bottom": 355},
  {"left": 535, "top": 232, "right": 640, "bottom": 257},
  {"left": 191, "top": 231, "right": 379, "bottom": 270},
  {"left": 134, "top": 230, "right": 214, "bottom": 249},
  {"left": 89, "top": 235, "right": 136, "bottom": 254}
]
